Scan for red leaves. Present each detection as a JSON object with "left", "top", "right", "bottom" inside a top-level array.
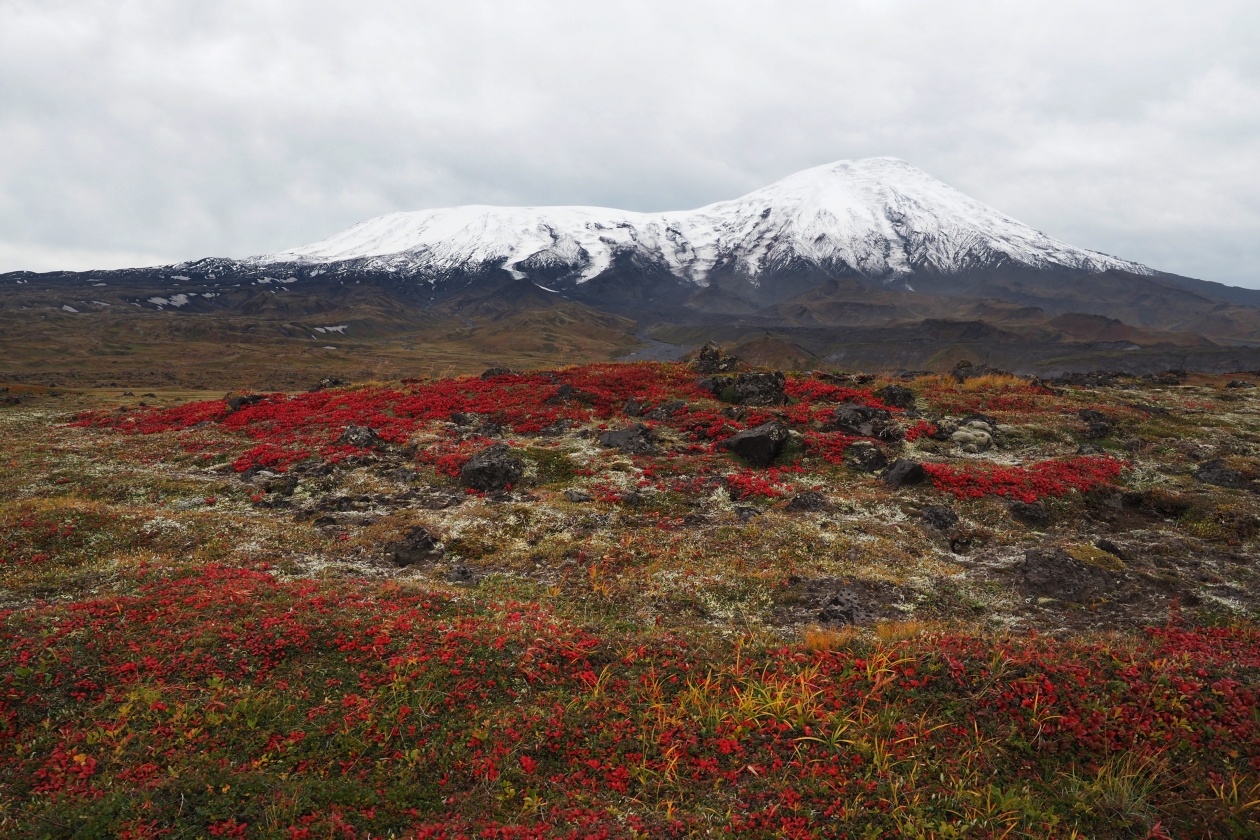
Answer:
[
  {"left": 725, "top": 469, "right": 793, "bottom": 499},
  {"left": 4, "top": 569, "right": 1259, "bottom": 837},
  {"left": 922, "top": 455, "right": 1124, "bottom": 502},
  {"left": 802, "top": 431, "right": 857, "bottom": 465}
]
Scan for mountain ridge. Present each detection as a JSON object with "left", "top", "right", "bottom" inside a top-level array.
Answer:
[
  {"left": 259, "top": 157, "right": 1154, "bottom": 292},
  {"left": 6, "top": 157, "right": 1260, "bottom": 383}
]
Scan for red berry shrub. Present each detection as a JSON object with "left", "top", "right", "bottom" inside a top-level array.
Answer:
[
  {"left": 1, "top": 567, "right": 1256, "bottom": 837},
  {"left": 923, "top": 455, "right": 1124, "bottom": 502}
]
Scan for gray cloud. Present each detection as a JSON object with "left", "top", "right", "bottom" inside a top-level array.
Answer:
[{"left": 1, "top": 0, "right": 1257, "bottom": 285}]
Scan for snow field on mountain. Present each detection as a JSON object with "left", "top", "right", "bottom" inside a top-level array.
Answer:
[{"left": 262, "top": 157, "right": 1152, "bottom": 286}]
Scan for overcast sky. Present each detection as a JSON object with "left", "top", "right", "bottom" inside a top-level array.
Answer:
[{"left": 1, "top": 0, "right": 1258, "bottom": 286}]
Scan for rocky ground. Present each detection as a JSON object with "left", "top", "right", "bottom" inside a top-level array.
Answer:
[
  {"left": 5, "top": 352, "right": 1260, "bottom": 632},
  {"left": 3, "top": 350, "right": 1260, "bottom": 837}
]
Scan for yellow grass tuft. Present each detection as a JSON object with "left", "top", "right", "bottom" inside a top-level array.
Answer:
[
  {"left": 874, "top": 619, "right": 938, "bottom": 642},
  {"left": 803, "top": 625, "right": 858, "bottom": 651}
]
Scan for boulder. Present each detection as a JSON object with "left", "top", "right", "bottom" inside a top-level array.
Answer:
[
  {"left": 539, "top": 420, "right": 572, "bottom": 436},
  {"left": 874, "top": 384, "right": 915, "bottom": 409},
  {"left": 564, "top": 489, "right": 593, "bottom": 503},
  {"left": 480, "top": 366, "right": 514, "bottom": 380},
  {"left": 544, "top": 384, "right": 579, "bottom": 404},
  {"left": 644, "top": 400, "right": 686, "bottom": 421},
  {"left": 385, "top": 526, "right": 444, "bottom": 567},
  {"left": 460, "top": 443, "right": 524, "bottom": 491},
  {"left": 949, "top": 423, "right": 992, "bottom": 453},
  {"left": 1195, "top": 459, "right": 1252, "bottom": 490},
  {"left": 623, "top": 398, "right": 645, "bottom": 417},
  {"left": 1226, "top": 379, "right": 1257, "bottom": 389},
  {"left": 717, "top": 421, "right": 790, "bottom": 467},
  {"left": 1009, "top": 500, "right": 1050, "bottom": 526},
  {"left": 824, "top": 403, "right": 903, "bottom": 442},
  {"left": 226, "top": 394, "right": 264, "bottom": 412},
  {"left": 785, "top": 491, "right": 828, "bottom": 512},
  {"left": 338, "top": 425, "right": 383, "bottom": 448},
  {"left": 599, "top": 424, "right": 658, "bottom": 455},
  {"left": 733, "top": 371, "right": 788, "bottom": 406},
  {"left": 881, "top": 458, "right": 926, "bottom": 489},
  {"left": 843, "top": 440, "right": 888, "bottom": 473},
  {"left": 1077, "top": 409, "right": 1114, "bottom": 439},
  {"left": 694, "top": 341, "right": 741, "bottom": 374}
]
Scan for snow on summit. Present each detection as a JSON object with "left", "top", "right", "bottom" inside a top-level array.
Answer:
[{"left": 261, "top": 158, "right": 1152, "bottom": 285}]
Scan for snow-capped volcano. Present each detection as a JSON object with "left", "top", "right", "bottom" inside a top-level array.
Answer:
[{"left": 261, "top": 157, "right": 1152, "bottom": 289}]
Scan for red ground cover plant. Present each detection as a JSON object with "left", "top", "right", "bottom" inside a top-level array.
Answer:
[
  {"left": 2, "top": 566, "right": 1258, "bottom": 837},
  {"left": 922, "top": 456, "right": 1125, "bottom": 502},
  {"left": 71, "top": 364, "right": 900, "bottom": 476}
]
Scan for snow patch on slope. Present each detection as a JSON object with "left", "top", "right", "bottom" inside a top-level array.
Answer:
[{"left": 258, "top": 158, "right": 1151, "bottom": 287}]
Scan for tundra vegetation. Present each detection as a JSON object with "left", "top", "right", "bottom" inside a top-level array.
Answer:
[{"left": 2, "top": 357, "right": 1260, "bottom": 838}]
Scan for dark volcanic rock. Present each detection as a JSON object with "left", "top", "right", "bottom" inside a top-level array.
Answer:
[
  {"left": 540, "top": 420, "right": 572, "bottom": 436},
  {"left": 717, "top": 421, "right": 790, "bottom": 467},
  {"left": 785, "top": 491, "right": 828, "bottom": 512},
  {"left": 1009, "top": 500, "right": 1050, "bottom": 526},
  {"left": 817, "top": 589, "right": 868, "bottom": 625},
  {"left": 823, "top": 403, "right": 902, "bottom": 441},
  {"left": 1077, "top": 409, "right": 1114, "bottom": 439},
  {"left": 599, "top": 423, "right": 658, "bottom": 455},
  {"left": 874, "top": 384, "right": 915, "bottom": 409},
  {"left": 309, "top": 376, "right": 350, "bottom": 392},
  {"left": 1149, "top": 369, "right": 1186, "bottom": 385},
  {"left": 644, "top": 400, "right": 686, "bottom": 420},
  {"left": 1014, "top": 548, "right": 1119, "bottom": 604},
  {"left": 731, "top": 372, "right": 788, "bottom": 406},
  {"left": 949, "top": 362, "right": 1011, "bottom": 383},
  {"left": 1049, "top": 370, "right": 1119, "bottom": 388},
  {"left": 1226, "top": 379, "right": 1257, "bottom": 389},
  {"left": 460, "top": 443, "right": 524, "bottom": 491},
  {"left": 881, "top": 458, "right": 926, "bottom": 489},
  {"left": 1195, "top": 459, "right": 1252, "bottom": 490},
  {"left": 622, "top": 398, "right": 645, "bottom": 417},
  {"left": 1095, "top": 538, "right": 1128, "bottom": 561},
  {"left": 544, "top": 383, "right": 579, "bottom": 404},
  {"left": 694, "top": 341, "right": 741, "bottom": 374},
  {"left": 920, "top": 505, "right": 959, "bottom": 530},
  {"left": 480, "top": 366, "right": 514, "bottom": 380},
  {"left": 226, "top": 394, "right": 264, "bottom": 412},
  {"left": 337, "top": 425, "right": 383, "bottom": 448},
  {"left": 385, "top": 526, "right": 444, "bottom": 567},
  {"left": 843, "top": 440, "right": 888, "bottom": 473}
]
